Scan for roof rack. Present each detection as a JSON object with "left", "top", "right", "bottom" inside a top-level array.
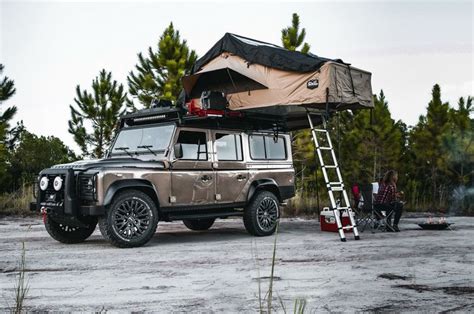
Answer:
[{"left": 119, "top": 101, "right": 329, "bottom": 132}]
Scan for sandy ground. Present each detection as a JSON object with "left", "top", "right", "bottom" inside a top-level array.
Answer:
[{"left": 0, "top": 215, "right": 473, "bottom": 312}]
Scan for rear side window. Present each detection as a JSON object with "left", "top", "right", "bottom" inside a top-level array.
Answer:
[
  {"left": 265, "top": 136, "right": 286, "bottom": 159},
  {"left": 176, "top": 131, "right": 207, "bottom": 160},
  {"left": 249, "top": 135, "right": 286, "bottom": 160},
  {"left": 215, "top": 133, "right": 243, "bottom": 161}
]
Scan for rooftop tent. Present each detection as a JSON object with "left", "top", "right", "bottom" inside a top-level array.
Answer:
[{"left": 181, "top": 33, "right": 374, "bottom": 129}]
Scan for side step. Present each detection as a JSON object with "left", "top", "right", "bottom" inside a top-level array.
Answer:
[{"left": 167, "top": 210, "right": 243, "bottom": 221}]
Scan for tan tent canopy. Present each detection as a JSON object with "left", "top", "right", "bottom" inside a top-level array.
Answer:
[
  {"left": 181, "top": 33, "right": 374, "bottom": 130},
  {"left": 184, "top": 52, "right": 373, "bottom": 111}
]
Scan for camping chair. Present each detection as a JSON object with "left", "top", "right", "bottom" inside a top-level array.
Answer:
[
  {"left": 355, "top": 184, "right": 375, "bottom": 232},
  {"left": 358, "top": 184, "right": 395, "bottom": 232}
]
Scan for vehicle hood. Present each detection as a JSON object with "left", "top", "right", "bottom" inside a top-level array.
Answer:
[{"left": 50, "top": 158, "right": 166, "bottom": 171}]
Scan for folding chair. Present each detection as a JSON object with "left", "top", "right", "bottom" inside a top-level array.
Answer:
[
  {"left": 356, "top": 184, "right": 376, "bottom": 232},
  {"left": 359, "top": 184, "right": 395, "bottom": 232}
]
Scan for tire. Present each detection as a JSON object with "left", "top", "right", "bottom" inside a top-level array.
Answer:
[
  {"left": 243, "top": 190, "right": 279, "bottom": 236},
  {"left": 183, "top": 218, "right": 215, "bottom": 231},
  {"left": 44, "top": 215, "right": 97, "bottom": 244},
  {"left": 100, "top": 189, "right": 159, "bottom": 248}
]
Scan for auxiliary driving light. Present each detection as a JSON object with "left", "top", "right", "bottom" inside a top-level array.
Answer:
[
  {"left": 53, "top": 176, "right": 63, "bottom": 191},
  {"left": 39, "top": 176, "right": 49, "bottom": 191}
]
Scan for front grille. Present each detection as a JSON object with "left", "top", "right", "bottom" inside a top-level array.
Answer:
[
  {"left": 41, "top": 174, "right": 65, "bottom": 203},
  {"left": 78, "top": 174, "right": 96, "bottom": 200}
]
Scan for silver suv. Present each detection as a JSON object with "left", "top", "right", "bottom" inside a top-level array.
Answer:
[{"left": 31, "top": 107, "right": 295, "bottom": 248}]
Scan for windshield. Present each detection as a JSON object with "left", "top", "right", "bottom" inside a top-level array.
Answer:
[{"left": 110, "top": 124, "right": 175, "bottom": 159}]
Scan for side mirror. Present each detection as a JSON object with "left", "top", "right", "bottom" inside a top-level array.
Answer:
[{"left": 174, "top": 143, "right": 183, "bottom": 159}]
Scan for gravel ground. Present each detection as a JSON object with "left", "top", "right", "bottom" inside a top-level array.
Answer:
[{"left": 0, "top": 216, "right": 473, "bottom": 312}]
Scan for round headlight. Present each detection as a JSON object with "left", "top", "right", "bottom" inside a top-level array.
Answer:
[
  {"left": 39, "top": 176, "right": 49, "bottom": 191},
  {"left": 53, "top": 176, "right": 63, "bottom": 191}
]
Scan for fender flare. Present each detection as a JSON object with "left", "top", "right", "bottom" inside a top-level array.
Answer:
[
  {"left": 246, "top": 179, "right": 282, "bottom": 202},
  {"left": 103, "top": 179, "right": 160, "bottom": 208}
]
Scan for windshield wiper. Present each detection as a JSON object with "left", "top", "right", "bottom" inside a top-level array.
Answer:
[
  {"left": 137, "top": 145, "right": 157, "bottom": 156},
  {"left": 115, "top": 146, "right": 134, "bottom": 158}
]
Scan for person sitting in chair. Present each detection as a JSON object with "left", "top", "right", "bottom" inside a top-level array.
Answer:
[{"left": 374, "top": 170, "right": 404, "bottom": 232}]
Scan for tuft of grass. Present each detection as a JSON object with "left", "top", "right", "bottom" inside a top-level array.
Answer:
[
  {"left": 13, "top": 241, "right": 29, "bottom": 313},
  {"left": 266, "top": 221, "right": 279, "bottom": 314},
  {"left": 293, "top": 298, "right": 307, "bottom": 314},
  {"left": 255, "top": 220, "right": 307, "bottom": 314},
  {"left": 0, "top": 184, "right": 34, "bottom": 216},
  {"left": 284, "top": 192, "right": 321, "bottom": 217}
]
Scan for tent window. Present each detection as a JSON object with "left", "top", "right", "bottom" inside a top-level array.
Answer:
[{"left": 249, "top": 135, "right": 286, "bottom": 160}]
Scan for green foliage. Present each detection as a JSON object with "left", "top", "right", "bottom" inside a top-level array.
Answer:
[
  {"left": 281, "top": 13, "right": 310, "bottom": 53},
  {"left": 68, "top": 70, "right": 130, "bottom": 158},
  {"left": 281, "top": 13, "right": 315, "bottom": 212},
  {"left": 128, "top": 23, "right": 197, "bottom": 107},
  {"left": 339, "top": 91, "right": 404, "bottom": 184},
  {"left": 0, "top": 64, "right": 18, "bottom": 194},
  {"left": 0, "top": 64, "right": 17, "bottom": 139},
  {"left": 4, "top": 129, "right": 77, "bottom": 191},
  {"left": 444, "top": 96, "right": 473, "bottom": 186},
  {"left": 0, "top": 64, "right": 17, "bottom": 138},
  {"left": 287, "top": 85, "right": 473, "bottom": 215},
  {"left": 408, "top": 84, "right": 452, "bottom": 208}
]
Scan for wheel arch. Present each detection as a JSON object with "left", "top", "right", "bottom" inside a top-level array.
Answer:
[
  {"left": 246, "top": 179, "right": 282, "bottom": 203},
  {"left": 103, "top": 179, "right": 160, "bottom": 210}
]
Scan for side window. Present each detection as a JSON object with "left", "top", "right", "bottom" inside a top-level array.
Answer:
[
  {"left": 249, "top": 134, "right": 287, "bottom": 160},
  {"left": 265, "top": 136, "right": 286, "bottom": 159},
  {"left": 176, "top": 131, "right": 207, "bottom": 160},
  {"left": 249, "top": 135, "right": 265, "bottom": 159},
  {"left": 215, "top": 133, "right": 243, "bottom": 161}
]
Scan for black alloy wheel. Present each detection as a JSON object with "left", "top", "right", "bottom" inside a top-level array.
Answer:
[
  {"left": 243, "top": 190, "right": 279, "bottom": 236},
  {"left": 99, "top": 190, "right": 158, "bottom": 248}
]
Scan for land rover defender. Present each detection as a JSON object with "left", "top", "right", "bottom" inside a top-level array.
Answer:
[{"left": 31, "top": 107, "right": 295, "bottom": 248}]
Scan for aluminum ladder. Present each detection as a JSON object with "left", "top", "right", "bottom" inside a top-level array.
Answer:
[{"left": 307, "top": 111, "right": 360, "bottom": 242}]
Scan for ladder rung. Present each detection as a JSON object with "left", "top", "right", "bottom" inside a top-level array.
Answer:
[
  {"left": 323, "top": 165, "right": 338, "bottom": 169},
  {"left": 331, "top": 187, "right": 344, "bottom": 191},
  {"left": 342, "top": 226, "right": 354, "bottom": 230},
  {"left": 328, "top": 182, "right": 343, "bottom": 185},
  {"left": 312, "top": 128, "right": 328, "bottom": 133},
  {"left": 334, "top": 207, "right": 351, "bottom": 210},
  {"left": 318, "top": 147, "right": 333, "bottom": 150}
]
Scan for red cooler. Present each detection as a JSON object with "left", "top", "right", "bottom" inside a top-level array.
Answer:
[{"left": 320, "top": 207, "right": 351, "bottom": 232}]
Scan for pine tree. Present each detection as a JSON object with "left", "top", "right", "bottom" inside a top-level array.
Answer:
[
  {"left": 281, "top": 13, "right": 310, "bottom": 53},
  {"left": 444, "top": 96, "right": 473, "bottom": 186},
  {"left": 0, "top": 64, "right": 17, "bottom": 192},
  {"left": 409, "top": 84, "right": 451, "bottom": 208},
  {"left": 281, "top": 13, "right": 314, "bottom": 211},
  {"left": 0, "top": 64, "right": 17, "bottom": 142},
  {"left": 68, "top": 70, "right": 130, "bottom": 158},
  {"left": 339, "top": 91, "right": 404, "bottom": 184},
  {"left": 128, "top": 23, "right": 197, "bottom": 108}
]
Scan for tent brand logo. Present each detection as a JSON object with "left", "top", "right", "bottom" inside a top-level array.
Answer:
[{"left": 307, "top": 79, "right": 319, "bottom": 89}]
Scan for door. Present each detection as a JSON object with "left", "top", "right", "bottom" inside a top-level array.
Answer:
[
  {"left": 171, "top": 129, "right": 215, "bottom": 206},
  {"left": 213, "top": 132, "right": 249, "bottom": 204}
]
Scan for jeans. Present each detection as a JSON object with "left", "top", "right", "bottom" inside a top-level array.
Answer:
[{"left": 374, "top": 202, "right": 404, "bottom": 226}]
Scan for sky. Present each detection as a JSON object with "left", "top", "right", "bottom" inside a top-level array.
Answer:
[{"left": 1, "top": 0, "right": 473, "bottom": 152}]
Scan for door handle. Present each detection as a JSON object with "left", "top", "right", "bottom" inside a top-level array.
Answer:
[
  {"left": 236, "top": 175, "right": 247, "bottom": 181},
  {"left": 201, "top": 175, "right": 212, "bottom": 182}
]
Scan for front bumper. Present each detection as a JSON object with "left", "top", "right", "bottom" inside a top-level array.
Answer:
[
  {"left": 33, "top": 168, "right": 104, "bottom": 217},
  {"left": 30, "top": 202, "right": 104, "bottom": 216}
]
